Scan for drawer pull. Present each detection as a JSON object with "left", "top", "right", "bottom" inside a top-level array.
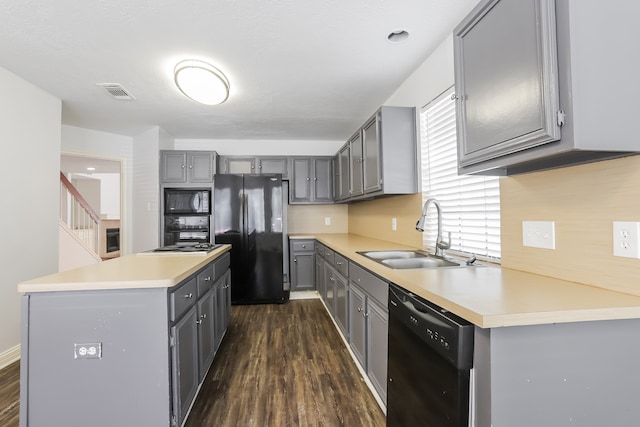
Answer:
[
  {"left": 357, "top": 307, "right": 362, "bottom": 312},
  {"left": 196, "top": 319, "right": 202, "bottom": 325},
  {"left": 184, "top": 292, "right": 193, "bottom": 299},
  {"left": 200, "top": 314, "right": 207, "bottom": 319},
  {"left": 205, "top": 276, "right": 211, "bottom": 282}
]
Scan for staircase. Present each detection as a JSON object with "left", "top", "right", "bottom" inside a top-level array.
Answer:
[{"left": 59, "top": 172, "right": 102, "bottom": 271}]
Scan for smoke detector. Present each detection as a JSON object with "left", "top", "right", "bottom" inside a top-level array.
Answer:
[{"left": 96, "top": 83, "right": 136, "bottom": 100}]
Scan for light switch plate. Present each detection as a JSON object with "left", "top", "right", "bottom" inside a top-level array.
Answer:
[
  {"left": 522, "top": 221, "right": 556, "bottom": 249},
  {"left": 391, "top": 217, "right": 397, "bottom": 231},
  {"left": 324, "top": 217, "right": 331, "bottom": 226},
  {"left": 613, "top": 221, "right": 640, "bottom": 259}
]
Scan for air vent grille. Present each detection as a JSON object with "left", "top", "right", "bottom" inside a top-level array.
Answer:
[{"left": 96, "top": 83, "right": 135, "bottom": 100}]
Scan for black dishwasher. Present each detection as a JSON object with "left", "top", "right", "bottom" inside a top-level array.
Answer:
[{"left": 387, "top": 283, "right": 474, "bottom": 426}]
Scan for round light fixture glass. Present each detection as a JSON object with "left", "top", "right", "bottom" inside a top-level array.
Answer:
[{"left": 174, "top": 59, "right": 230, "bottom": 105}]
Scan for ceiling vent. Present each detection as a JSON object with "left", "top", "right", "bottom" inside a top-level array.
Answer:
[{"left": 96, "top": 83, "right": 136, "bottom": 100}]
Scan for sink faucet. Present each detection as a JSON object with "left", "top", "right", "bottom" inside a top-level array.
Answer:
[{"left": 416, "top": 198, "right": 451, "bottom": 257}]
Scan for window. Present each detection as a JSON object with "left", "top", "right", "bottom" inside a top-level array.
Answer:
[{"left": 420, "top": 87, "right": 501, "bottom": 261}]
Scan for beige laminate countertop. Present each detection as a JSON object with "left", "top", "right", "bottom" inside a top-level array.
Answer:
[
  {"left": 301, "top": 233, "right": 640, "bottom": 328},
  {"left": 18, "top": 245, "right": 232, "bottom": 293}
]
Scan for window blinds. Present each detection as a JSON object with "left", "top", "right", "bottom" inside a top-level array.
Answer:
[{"left": 420, "top": 88, "right": 501, "bottom": 261}]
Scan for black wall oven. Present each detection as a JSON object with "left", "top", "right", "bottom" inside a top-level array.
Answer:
[
  {"left": 387, "top": 283, "right": 475, "bottom": 426},
  {"left": 162, "top": 188, "right": 212, "bottom": 246}
]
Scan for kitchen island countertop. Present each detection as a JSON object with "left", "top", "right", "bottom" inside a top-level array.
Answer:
[
  {"left": 17, "top": 244, "right": 231, "bottom": 293},
  {"left": 300, "top": 233, "right": 640, "bottom": 328}
]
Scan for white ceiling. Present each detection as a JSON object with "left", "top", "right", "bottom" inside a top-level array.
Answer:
[{"left": 0, "top": 0, "right": 478, "bottom": 141}]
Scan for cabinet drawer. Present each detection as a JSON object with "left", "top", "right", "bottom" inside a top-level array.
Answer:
[
  {"left": 170, "top": 277, "right": 198, "bottom": 322},
  {"left": 292, "top": 240, "right": 315, "bottom": 252},
  {"left": 196, "top": 264, "right": 214, "bottom": 298},
  {"left": 334, "top": 253, "right": 348, "bottom": 278},
  {"left": 349, "top": 263, "right": 388, "bottom": 306},
  {"left": 315, "top": 242, "right": 325, "bottom": 258},
  {"left": 322, "top": 247, "right": 335, "bottom": 264},
  {"left": 214, "top": 252, "right": 230, "bottom": 279}
]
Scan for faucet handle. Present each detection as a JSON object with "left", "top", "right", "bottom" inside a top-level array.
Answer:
[{"left": 437, "top": 231, "right": 451, "bottom": 250}]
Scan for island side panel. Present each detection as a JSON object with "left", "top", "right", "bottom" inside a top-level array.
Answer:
[
  {"left": 21, "top": 288, "right": 170, "bottom": 427},
  {"left": 482, "top": 319, "right": 640, "bottom": 427}
]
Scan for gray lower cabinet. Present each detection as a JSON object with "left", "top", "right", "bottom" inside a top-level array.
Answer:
[
  {"left": 169, "top": 253, "right": 231, "bottom": 426},
  {"left": 290, "top": 239, "right": 316, "bottom": 291},
  {"left": 454, "top": 0, "right": 640, "bottom": 175},
  {"left": 160, "top": 150, "right": 218, "bottom": 183},
  {"left": 314, "top": 240, "right": 389, "bottom": 403}
]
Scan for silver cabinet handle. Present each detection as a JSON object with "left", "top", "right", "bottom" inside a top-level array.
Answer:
[
  {"left": 184, "top": 292, "right": 193, "bottom": 299},
  {"left": 200, "top": 314, "right": 207, "bottom": 319},
  {"left": 196, "top": 319, "right": 202, "bottom": 324},
  {"left": 301, "top": 244, "right": 306, "bottom": 248},
  {"left": 336, "top": 261, "right": 342, "bottom": 265},
  {"left": 294, "top": 258, "right": 297, "bottom": 263},
  {"left": 363, "top": 312, "right": 368, "bottom": 318},
  {"left": 205, "top": 276, "right": 211, "bottom": 282},
  {"left": 357, "top": 307, "right": 362, "bottom": 312}
]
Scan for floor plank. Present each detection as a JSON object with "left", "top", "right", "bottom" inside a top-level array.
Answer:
[
  {"left": 186, "top": 299, "right": 386, "bottom": 427},
  {"left": 0, "top": 360, "right": 20, "bottom": 427}
]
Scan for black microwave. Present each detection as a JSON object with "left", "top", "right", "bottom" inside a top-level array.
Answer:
[{"left": 164, "top": 189, "right": 211, "bottom": 214}]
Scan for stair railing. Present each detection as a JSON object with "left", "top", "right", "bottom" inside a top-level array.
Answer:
[{"left": 59, "top": 172, "right": 101, "bottom": 254}]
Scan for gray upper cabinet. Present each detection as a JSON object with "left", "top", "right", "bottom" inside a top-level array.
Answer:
[
  {"left": 161, "top": 150, "right": 217, "bottom": 183},
  {"left": 219, "top": 156, "right": 289, "bottom": 178},
  {"left": 289, "top": 157, "right": 333, "bottom": 204},
  {"left": 454, "top": 0, "right": 640, "bottom": 175},
  {"left": 340, "top": 106, "right": 418, "bottom": 203}
]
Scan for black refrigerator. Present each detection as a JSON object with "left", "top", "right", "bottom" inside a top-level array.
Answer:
[{"left": 213, "top": 174, "right": 288, "bottom": 304}]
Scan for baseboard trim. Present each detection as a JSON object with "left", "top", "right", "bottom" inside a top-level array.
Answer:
[
  {"left": 289, "top": 290, "right": 321, "bottom": 300},
  {"left": 0, "top": 344, "right": 20, "bottom": 370}
]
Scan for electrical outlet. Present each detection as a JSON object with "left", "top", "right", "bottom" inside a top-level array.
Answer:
[
  {"left": 522, "top": 221, "right": 556, "bottom": 249},
  {"left": 324, "top": 217, "right": 331, "bottom": 226},
  {"left": 613, "top": 221, "right": 640, "bottom": 259},
  {"left": 391, "top": 217, "right": 397, "bottom": 231},
  {"left": 74, "top": 343, "right": 102, "bottom": 359}
]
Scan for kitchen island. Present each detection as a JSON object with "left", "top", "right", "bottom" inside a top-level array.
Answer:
[
  {"left": 299, "top": 233, "right": 640, "bottom": 427},
  {"left": 18, "top": 245, "right": 231, "bottom": 427}
]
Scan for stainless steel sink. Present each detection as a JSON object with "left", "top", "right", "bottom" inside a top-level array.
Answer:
[
  {"left": 381, "top": 257, "right": 460, "bottom": 269},
  {"left": 358, "top": 250, "right": 428, "bottom": 260},
  {"left": 357, "top": 250, "right": 474, "bottom": 269}
]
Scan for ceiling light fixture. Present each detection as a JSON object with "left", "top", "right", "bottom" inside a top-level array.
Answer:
[
  {"left": 86, "top": 167, "right": 96, "bottom": 171},
  {"left": 387, "top": 30, "right": 410, "bottom": 43},
  {"left": 174, "top": 59, "right": 230, "bottom": 105}
]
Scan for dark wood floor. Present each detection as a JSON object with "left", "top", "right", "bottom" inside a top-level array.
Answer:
[
  {"left": 0, "top": 360, "right": 19, "bottom": 427},
  {"left": 0, "top": 299, "right": 384, "bottom": 427},
  {"left": 186, "top": 299, "right": 385, "bottom": 426}
]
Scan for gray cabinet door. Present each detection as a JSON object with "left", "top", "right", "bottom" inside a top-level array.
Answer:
[
  {"left": 188, "top": 152, "right": 216, "bottom": 183},
  {"left": 225, "top": 157, "right": 256, "bottom": 174},
  {"left": 334, "top": 272, "right": 349, "bottom": 338},
  {"left": 161, "top": 151, "right": 187, "bottom": 183},
  {"left": 171, "top": 306, "right": 199, "bottom": 426},
  {"left": 348, "top": 284, "right": 367, "bottom": 367},
  {"left": 363, "top": 116, "right": 381, "bottom": 193},
  {"left": 291, "top": 252, "right": 315, "bottom": 291},
  {"left": 290, "top": 158, "right": 311, "bottom": 203},
  {"left": 215, "top": 271, "right": 231, "bottom": 349},
  {"left": 349, "top": 132, "right": 363, "bottom": 197},
  {"left": 367, "top": 299, "right": 388, "bottom": 402},
  {"left": 454, "top": 0, "right": 561, "bottom": 168},
  {"left": 313, "top": 158, "right": 333, "bottom": 203},
  {"left": 258, "top": 157, "right": 288, "bottom": 178},
  {"left": 338, "top": 144, "right": 350, "bottom": 200},
  {"left": 197, "top": 288, "right": 216, "bottom": 382},
  {"left": 315, "top": 256, "right": 325, "bottom": 302},
  {"left": 324, "top": 262, "right": 336, "bottom": 315}
]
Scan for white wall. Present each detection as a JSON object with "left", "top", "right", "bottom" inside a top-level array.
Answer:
[
  {"left": 93, "top": 173, "right": 121, "bottom": 219},
  {"left": 132, "top": 127, "right": 163, "bottom": 253},
  {"left": 62, "top": 125, "right": 133, "bottom": 254},
  {"left": 174, "top": 138, "right": 343, "bottom": 156},
  {"left": 386, "top": 34, "right": 456, "bottom": 109},
  {"left": 0, "top": 66, "right": 61, "bottom": 362}
]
